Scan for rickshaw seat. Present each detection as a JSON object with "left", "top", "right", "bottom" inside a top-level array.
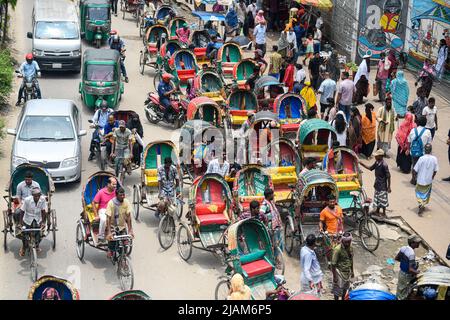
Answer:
[
  {"left": 177, "top": 69, "right": 195, "bottom": 82},
  {"left": 336, "top": 181, "right": 360, "bottom": 191},
  {"left": 196, "top": 214, "right": 228, "bottom": 226},
  {"left": 242, "top": 259, "right": 273, "bottom": 278},
  {"left": 194, "top": 48, "right": 206, "bottom": 56},
  {"left": 268, "top": 166, "right": 297, "bottom": 185},
  {"left": 274, "top": 190, "right": 292, "bottom": 202},
  {"left": 281, "top": 123, "right": 300, "bottom": 133},
  {"left": 148, "top": 43, "right": 158, "bottom": 53}
]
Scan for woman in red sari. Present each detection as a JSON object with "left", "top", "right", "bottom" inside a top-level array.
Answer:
[{"left": 395, "top": 112, "right": 416, "bottom": 174}]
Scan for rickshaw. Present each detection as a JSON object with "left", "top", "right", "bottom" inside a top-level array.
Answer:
[
  {"left": 323, "top": 146, "right": 363, "bottom": 210},
  {"left": 139, "top": 24, "right": 170, "bottom": 75},
  {"left": 155, "top": 4, "right": 174, "bottom": 23},
  {"left": 159, "top": 39, "right": 183, "bottom": 58},
  {"left": 191, "top": 30, "right": 211, "bottom": 66},
  {"left": 75, "top": 171, "right": 134, "bottom": 290},
  {"left": 28, "top": 275, "right": 80, "bottom": 300},
  {"left": 408, "top": 266, "right": 450, "bottom": 300},
  {"left": 214, "top": 219, "right": 277, "bottom": 300},
  {"left": 273, "top": 93, "right": 307, "bottom": 140},
  {"left": 233, "top": 59, "right": 258, "bottom": 89},
  {"left": 169, "top": 17, "right": 188, "bottom": 39},
  {"left": 177, "top": 173, "right": 233, "bottom": 262},
  {"left": 217, "top": 42, "right": 242, "bottom": 80},
  {"left": 167, "top": 49, "right": 199, "bottom": 87},
  {"left": 263, "top": 138, "right": 300, "bottom": 204},
  {"left": 79, "top": 49, "right": 124, "bottom": 110},
  {"left": 110, "top": 290, "right": 151, "bottom": 300},
  {"left": 178, "top": 120, "right": 222, "bottom": 183},
  {"left": 225, "top": 88, "right": 258, "bottom": 128},
  {"left": 296, "top": 118, "right": 337, "bottom": 167},
  {"left": 254, "top": 76, "right": 285, "bottom": 108},
  {"left": 283, "top": 170, "right": 338, "bottom": 256},
  {"left": 132, "top": 140, "right": 183, "bottom": 250},
  {"left": 2, "top": 164, "right": 56, "bottom": 281},
  {"left": 121, "top": 0, "right": 141, "bottom": 26},
  {"left": 80, "top": 0, "right": 111, "bottom": 48},
  {"left": 187, "top": 96, "right": 224, "bottom": 127},
  {"left": 193, "top": 68, "right": 226, "bottom": 104}
]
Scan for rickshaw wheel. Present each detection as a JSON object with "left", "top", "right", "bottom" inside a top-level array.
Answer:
[
  {"left": 274, "top": 247, "right": 285, "bottom": 276},
  {"left": 132, "top": 185, "right": 140, "bottom": 220},
  {"left": 284, "top": 222, "right": 295, "bottom": 256},
  {"left": 214, "top": 279, "right": 231, "bottom": 300},
  {"left": 118, "top": 255, "right": 134, "bottom": 290},
  {"left": 3, "top": 211, "right": 8, "bottom": 252},
  {"left": 135, "top": 9, "right": 140, "bottom": 27},
  {"left": 177, "top": 222, "right": 192, "bottom": 261},
  {"left": 158, "top": 214, "right": 176, "bottom": 250},
  {"left": 30, "top": 247, "right": 38, "bottom": 282},
  {"left": 175, "top": 198, "right": 183, "bottom": 219},
  {"left": 51, "top": 209, "right": 57, "bottom": 250},
  {"left": 76, "top": 222, "right": 85, "bottom": 261},
  {"left": 359, "top": 217, "right": 380, "bottom": 252},
  {"left": 122, "top": 6, "right": 126, "bottom": 19},
  {"left": 139, "top": 51, "right": 146, "bottom": 75},
  {"left": 153, "top": 72, "right": 162, "bottom": 89}
]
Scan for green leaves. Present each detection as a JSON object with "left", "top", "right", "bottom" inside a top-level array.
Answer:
[{"left": 0, "top": 48, "right": 13, "bottom": 106}]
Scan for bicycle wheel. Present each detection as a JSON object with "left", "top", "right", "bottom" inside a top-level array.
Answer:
[
  {"left": 153, "top": 71, "right": 162, "bottom": 89},
  {"left": 175, "top": 198, "right": 183, "bottom": 219},
  {"left": 158, "top": 214, "right": 175, "bottom": 250},
  {"left": 117, "top": 255, "right": 134, "bottom": 290},
  {"left": 274, "top": 247, "right": 285, "bottom": 275},
  {"left": 177, "top": 222, "right": 192, "bottom": 261},
  {"left": 75, "top": 222, "right": 85, "bottom": 261},
  {"left": 359, "top": 218, "right": 380, "bottom": 252},
  {"left": 30, "top": 247, "right": 38, "bottom": 282},
  {"left": 51, "top": 209, "right": 57, "bottom": 250},
  {"left": 139, "top": 51, "right": 146, "bottom": 75},
  {"left": 132, "top": 185, "right": 140, "bottom": 220},
  {"left": 284, "top": 221, "right": 295, "bottom": 255},
  {"left": 214, "top": 279, "right": 231, "bottom": 300}
]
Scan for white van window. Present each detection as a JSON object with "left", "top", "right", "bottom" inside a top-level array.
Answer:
[{"left": 35, "top": 21, "right": 78, "bottom": 40}]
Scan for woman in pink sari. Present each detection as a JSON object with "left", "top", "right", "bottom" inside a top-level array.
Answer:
[{"left": 395, "top": 112, "right": 416, "bottom": 174}]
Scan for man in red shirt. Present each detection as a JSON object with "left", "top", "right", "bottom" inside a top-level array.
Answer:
[{"left": 92, "top": 177, "right": 117, "bottom": 243}]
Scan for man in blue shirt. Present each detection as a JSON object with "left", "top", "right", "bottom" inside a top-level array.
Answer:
[
  {"left": 206, "top": 35, "right": 223, "bottom": 62},
  {"left": 16, "top": 53, "right": 42, "bottom": 106},
  {"left": 103, "top": 114, "right": 119, "bottom": 159},
  {"left": 158, "top": 73, "right": 176, "bottom": 122},
  {"left": 108, "top": 31, "right": 129, "bottom": 83},
  {"left": 253, "top": 20, "right": 267, "bottom": 56}
]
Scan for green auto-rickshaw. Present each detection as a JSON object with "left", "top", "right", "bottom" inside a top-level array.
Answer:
[
  {"left": 80, "top": 0, "right": 111, "bottom": 48},
  {"left": 79, "top": 49, "right": 124, "bottom": 110}
]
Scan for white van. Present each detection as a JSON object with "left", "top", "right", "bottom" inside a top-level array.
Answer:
[{"left": 28, "top": 0, "right": 83, "bottom": 72}]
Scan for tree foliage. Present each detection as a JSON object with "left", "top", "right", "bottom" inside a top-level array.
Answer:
[{"left": 0, "top": 48, "right": 13, "bottom": 106}]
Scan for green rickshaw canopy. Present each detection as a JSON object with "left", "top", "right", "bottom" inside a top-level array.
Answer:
[{"left": 298, "top": 118, "right": 336, "bottom": 144}]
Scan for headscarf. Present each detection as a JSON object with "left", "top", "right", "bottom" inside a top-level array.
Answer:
[
  {"left": 228, "top": 274, "right": 252, "bottom": 300},
  {"left": 391, "top": 70, "right": 409, "bottom": 116},
  {"left": 278, "top": 31, "right": 289, "bottom": 51},
  {"left": 300, "top": 81, "right": 316, "bottom": 110},
  {"left": 395, "top": 112, "right": 416, "bottom": 152},
  {"left": 225, "top": 8, "right": 239, "bottom": 28}
]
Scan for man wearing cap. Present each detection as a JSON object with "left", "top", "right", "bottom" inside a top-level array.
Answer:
[
  {"left": 331, "top": 232, "right": 354, "bottom": 300},
  {"left": 395, "top": 235, "right": 421, "bottom": 300},
  {"left": 176, "top": 23, "right": 191, "bottom": 46},
  {"left": 319, "top": 193, "right": 344, "bottom": 235},
  {"left": 412, "top": 143, "right": 439, "bottom": 215},
  {"left": 111, "top": 120, "right": 133, "bottom": 176},
  {"left": 18, "top": 187, "right": 48, "bottom": 256},
  {"left": 158, "top": 73, "right": 176, "bottom": 122},
  {"left": 360, "top": 149, "right": 391, "bottom": 217}
]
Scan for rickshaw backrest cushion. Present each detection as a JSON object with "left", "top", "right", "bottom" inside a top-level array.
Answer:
[
  {"left": 194, "top": 48, "right": 206, "bottom": 56},
  {"left": 145, "top": 169, "right": 158, "bottom": 187},
  {"left": 177, "top": 69, "right": 195, "bottom": 82},
  {"left": 11, "top": 169, "right": 49, "bottom": 197},
  {"left": 242, "top": 259, "right": 273, "bottom": 278},
  {"left": 230, "top": 110, "right": 250, "bottom": 116},
  {"left": 302, "top": 145, "right": 328, "bottom": 152},
  {"left": 240, "top": 249, "right": 265, "bottom": 264},
  {"left": 196, "top": 203, "right": 226, "bottom": 215},
  {"left": 148, "top": 43, "right": 158, "bottom": 53}
]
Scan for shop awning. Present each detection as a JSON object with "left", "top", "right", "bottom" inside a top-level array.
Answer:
[{"left": 296, "top": 0, "right": 333, "bottom": 10}]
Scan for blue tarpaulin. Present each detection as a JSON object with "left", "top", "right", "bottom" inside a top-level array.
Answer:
[
  {"left": 192, "top": 11, "right": 226, "bottom": 22},
  {"left": 349, "top": 289, "right": 397, "bottom": 300}
]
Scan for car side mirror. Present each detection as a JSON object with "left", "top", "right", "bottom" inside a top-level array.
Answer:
[
  {"left": 7, "top": 129, "right": 16, "bottom": 136},
  {"left": 80, "top": 32, "right": 86, "bottom": 39},
  {"left": 78, "top": 130, "right": 87, "bottom": 137},
  {"left": 27, "top": 32, "right": 33, "bottom": 39}
]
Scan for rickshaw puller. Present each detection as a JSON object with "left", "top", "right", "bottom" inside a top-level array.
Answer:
[
  {"left": 156, "top": 157, "right": 180, "bottom": 219},
  {"left": 158, "top": 73, "right": 176, "bottom": 122}
]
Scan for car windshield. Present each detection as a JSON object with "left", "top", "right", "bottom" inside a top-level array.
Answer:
[
  {"left": 19, "top": 116, "right": 75, "bottom": 141},
  {"left": 35, "top": 21, "right": 79, "bottom": 40},
  {"left": 87, "top": 7, "right": 110, "bottom": 21},
  {"left": 86, "top": 64, "right": 115, "bottom": 82}
]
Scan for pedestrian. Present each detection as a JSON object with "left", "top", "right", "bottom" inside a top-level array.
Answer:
[
  {"left": 245, "top": 1, "right": 257, "bottom": 40},
  {"left": 236, "top": 0, "right": 247, "bottom": 35},
  {"left": 293, "top": 63, "right": 306, "bottom": 94},
  {"left": 279, "top": 60, "right": 288, "bottom": 84},
  {"left": 435, "top": 39, "right": 448, "bottom": 79},
  {"left": 253, "top": 20, "right": 267, "bottom": 56},
  {"left": 300, "top": 81, "right": 316, "bottom": 112},
  {"left": 375, "top": 52, "right": 390, "bottom": 102},
  {"left": 422, "top": 97, "right": 438, "bottom": 139},
  {"left": 376, "top": 95, "right": 396, "bottom": 156},
  {"left": 361, "top": 103, "right": 376, "bottom": 159},
  {"left": 294, "top": 20, "right": 306, "bottom": 53},
  {"left": 300, "top": 234, "right": 324, "bottom": 294},
  {"left": 303, "top": 34, "right": 314, "bottom": 66},
  {"left": 395, "top": 235, "right": 421, "bottom": 300},
  {"left": 395, "top": 112, "right": 416, "bottom": 174},
  {"left": 110, "top": 0, "right": 119, "bottom": 16},
  {"left": 254, "top": 49, "right": 268, "bottom": 74},
  {"left": 317, "top": 72, "right": 336, "bottom": 119},
  {"left": 313, "top": 27, "right": 322, "bottom": 53},
  {"left": 443, "top": 129, "right": 450, "bottom": 182},
  {"left": 224, "top": 7, "right": 239, "bottom": 42},
  {"left": 335, "top": 71, "right": 355, "bottom": 122},
  {"left": 390, "top": 70, "right": 409, "bottom": 123},
  {"left": 412, "top": 87, "right": 428, "bottom": 122},
  {"left": 360, "top": 149, "right": 391, "bottom": 217},
  {"left": 331, "top": 232, "right": 354, "bottom": 300},
  {"left": 329, "top": 111, "right": 347, "bottom": 148},
  {"left": 328, "top": 51, "right": 341, "bottom": 83},
  {"left": 277, "top": 29, "right": 289, "bottom": 59},
  {"left": 315, "top": 11, "right": 323, "bottom": 29},
  {"left": 268, "top": 45, "right": 283, "bottom": 80},
  {"left": 282, "top": 58, "right": 296, "bottom": 93},
  {"left": 308, "top": 51, "right": 324, "bottom": 91},
  {"left": 415, "top": 58, "right": 434, "bottom": 98},
  {"left": 227, "top": 273, "right": 252, "bottom": 300},
  {"left": 247, "top": 0, "right": 257, "bottom": 20},
  {"left": 387, "top": 49, "right": 399, "bottom": 79},
  {"left": 286, "top": 25, "right": 298, "bottom": 62},
  {"left": 407, "top": 116, "right": 432, "bottom": 185},
  {"left": 353, "top": 54, "right": 371, "bottom": 105},
  {"left": 413, "top": 143, "right": 438, "bottom": 215},
  {"left": 260, "top": 188, "right": 283, "bottom": 251},
  {"left": 348, "top": 106, "right": 362, "bottom": 154},
  {"left": 254, "top": 9, "right": 266, "bottom": 26}
]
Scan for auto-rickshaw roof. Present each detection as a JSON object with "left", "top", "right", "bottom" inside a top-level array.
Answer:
[
  {"left": 84, "top": 49, "right": 120, "bottom": 63},
  {"left": 298, "top": 118, "right": 336, "bottom": 143},
  {"left": 254, "top": 75, "right": 282, "bottom": 91}
]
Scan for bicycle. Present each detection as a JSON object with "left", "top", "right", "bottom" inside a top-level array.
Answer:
[
  {"left": 344, "top": 190, "right": 380, "bottom": 252},
  {"left": 108, "top": 229, "right": 134, "bottom": 290},
  {"left": 314, "top": 230, "right": 342, "bottom": 267},
  {"left": 21, "top": 225, "right": 43, "bottom": 282},
  {"left": 113, "top": 148, "right": 133, "bottom": 185},
  {"left": 157, "top": 194, "right": 184, "bottom": 250}
]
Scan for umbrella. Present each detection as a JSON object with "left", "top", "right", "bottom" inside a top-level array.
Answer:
[{"left": 296, "top": 0, "right": 333, "bottom": 10}]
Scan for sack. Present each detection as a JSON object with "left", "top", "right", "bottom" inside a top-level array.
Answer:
[
  {"left": 373, "top": 83, "right": 378, "bottom": 96},
  {"left": 410, "top": 128, "right": 425, "bottom": 158}
]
